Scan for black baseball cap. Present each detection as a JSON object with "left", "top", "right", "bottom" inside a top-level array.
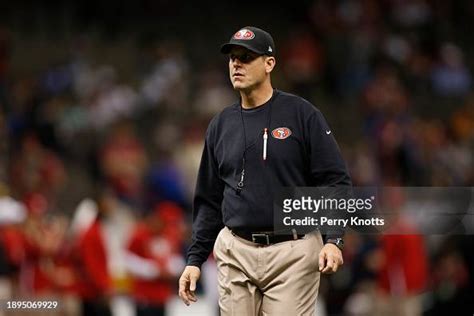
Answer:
[{"left": 221, "top": 26, "right": 275, "bottom": 56}]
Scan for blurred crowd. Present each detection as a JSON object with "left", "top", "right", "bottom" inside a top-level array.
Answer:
[{"left": 1, "top": 0, "right": 474, "bottom": 315}]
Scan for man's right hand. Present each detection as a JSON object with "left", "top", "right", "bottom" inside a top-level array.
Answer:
[{"left": 178, "top": 265, "right": 201, "bottom": 306}]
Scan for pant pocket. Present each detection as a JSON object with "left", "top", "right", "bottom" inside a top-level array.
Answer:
[{"left": 213, "top": 228, "right": 225, "bottom": 258}]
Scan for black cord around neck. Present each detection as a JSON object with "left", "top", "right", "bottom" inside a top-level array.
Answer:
[
  {"left": 237, "top": 104, "right": 247, "bottom": 193},
  {"left": 236, "top": 90, "right": 276, "bottom": 194}
]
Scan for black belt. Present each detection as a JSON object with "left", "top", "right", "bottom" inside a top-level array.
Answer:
[{"left": 231, "top": 228, "right": 305, "bottom": 245}]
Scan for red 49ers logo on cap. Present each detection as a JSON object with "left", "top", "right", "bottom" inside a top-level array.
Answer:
[
  {"left": 234, "top": 29, "right": 255, "bottom": 40},
  {"left": 271, "top": 127, "right": 292, "bottom": 139}
]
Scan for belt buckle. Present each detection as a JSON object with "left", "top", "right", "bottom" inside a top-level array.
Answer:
[{"left": 251, "top": 233, "right": 270, "bottom": 245}]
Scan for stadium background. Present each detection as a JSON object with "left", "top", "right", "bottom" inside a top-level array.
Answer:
[{"left": 0, "top": 0, "right": 473, "bottom": 315}]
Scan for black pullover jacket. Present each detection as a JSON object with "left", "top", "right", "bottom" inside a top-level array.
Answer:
[{"left": 187, "top": 89, "right": 352, "bottom": 268}]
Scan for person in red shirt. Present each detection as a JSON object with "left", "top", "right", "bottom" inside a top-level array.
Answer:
[
  {"left": 73, "top": 191, "right": 113, "bottom": 316},
  {"left": 126, "top": 201, "right": 185, "bottom": 316},
  {"left": 376, "top": 187, "right": 428, "bottom": 316}
]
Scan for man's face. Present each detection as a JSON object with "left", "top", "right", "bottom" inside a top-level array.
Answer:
[{"left": 228, "top": 46, "right": 268, "bottom": 91}]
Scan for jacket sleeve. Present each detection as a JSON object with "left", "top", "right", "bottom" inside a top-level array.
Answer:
[
  {"left": 186, "top": 124, "right": 225, "bottom": 268},
  {"left": 306, "top": 109, "right": 352, "bottom": 242}
]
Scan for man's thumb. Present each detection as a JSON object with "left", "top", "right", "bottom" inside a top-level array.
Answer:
[
  {"left": 190, "top": 276, "right": 197, "bottom": 291},
  {"left": 319, "top": 252, "right": 325, "bottom": 271}
]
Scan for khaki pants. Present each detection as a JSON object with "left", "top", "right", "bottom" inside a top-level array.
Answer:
[{"left": 213, "top": 227, "right": 323, "bottom": 316}]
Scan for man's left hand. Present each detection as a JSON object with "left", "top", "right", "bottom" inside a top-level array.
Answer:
[{"left": 318, "top": 243, "right": 343, "bottom": 274}]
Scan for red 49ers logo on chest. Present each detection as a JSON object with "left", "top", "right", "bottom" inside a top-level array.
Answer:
[{"left": 271, "top": 127, "right": 292, "bottom": 140}]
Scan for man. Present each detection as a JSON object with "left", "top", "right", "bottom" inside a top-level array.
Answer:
[{"left": 179, "top": 26, "right": 351, "bottom": 315}]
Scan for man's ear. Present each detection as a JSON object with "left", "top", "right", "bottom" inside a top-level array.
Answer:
[{"left": 265, "top": 56, "right": 276, "bottom": 74}]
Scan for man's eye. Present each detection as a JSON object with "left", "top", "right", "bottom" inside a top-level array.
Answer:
[{"left": 230, "top": 54, "right": 253, "bottom": 62}]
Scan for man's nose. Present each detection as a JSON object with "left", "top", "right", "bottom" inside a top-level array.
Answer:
[{"left": 231, "top": 58, "right": 243, "bottom": 67}]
